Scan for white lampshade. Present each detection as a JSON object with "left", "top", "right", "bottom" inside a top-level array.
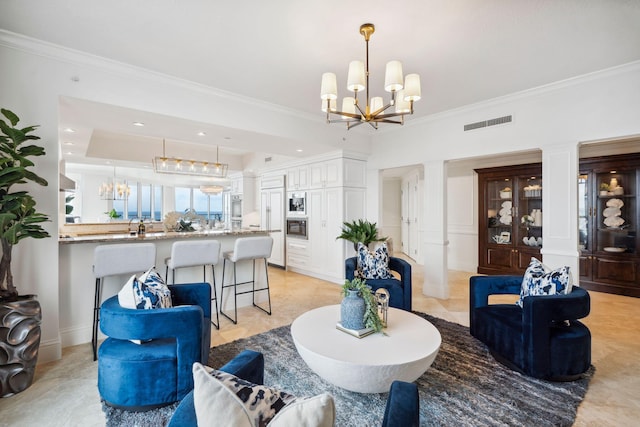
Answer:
[
  {"left": 347, "top": 61, "right": 365, "bottom": 92},
  {"left": 404, "top": 74, "right": 421, "bottom": 101},
  {"left": 395, "top": 90, "right": 411, "bottom": 113},
  {"left": 321, "top": 98, "right": 337, "bottom": 112},
  {"left": 320, "top": 73, "right": 338, "bottom": 100},
  {"left": 370, "top": 96, "right": 383, "bottom": 114},
  {"left": 341, "top": 97, "right": 356, "bottom": 119},
  {"left": 384, "top": 60, "right": 404, "bottom": 92}
]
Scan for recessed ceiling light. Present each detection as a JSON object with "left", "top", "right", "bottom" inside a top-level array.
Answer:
[
  {"left": 64, "top": 141, "right": 74, "bottom": 145},
  {"left": 65, "top": 151, "right": 73, "bottom": 155},
  {"left": 133, "top": 122, "right": 145, "bottom": 127},
  {"left": 197, "top": 131, "right": 206, "bottom": 136},
  {"left": 296, "top": 149, "right": 303, "bottom": 152},
  {"left": 64, "top": 128, "right": 75, "bottom": 133}
]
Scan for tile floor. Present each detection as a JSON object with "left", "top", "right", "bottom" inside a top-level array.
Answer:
[{"left": 0, "top": 263, "right": 639, "bottom": 426}]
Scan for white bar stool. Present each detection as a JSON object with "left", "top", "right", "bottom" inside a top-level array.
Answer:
[
  {"left": 220, "top": 236, "right": 273, "bottom": 324},
  {"left": 92, "top": 242, "right": 156, "bottom": 361},
  {"left": 164, "top": 239, "right": 221, "bottom": 329}
]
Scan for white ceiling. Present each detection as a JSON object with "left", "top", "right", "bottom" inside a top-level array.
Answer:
[{"left": 2, "top": 0, "right": 640, "bottom": 172}]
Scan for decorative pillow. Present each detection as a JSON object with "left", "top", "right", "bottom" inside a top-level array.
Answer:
[
  {"left": 269, "top": 393, "right": 335, "bottom": 427},
  {"left": 517, "top": 257, "right": 572, "bottom": 307},
  {"left": 192, "top": 362, "right": 335, "bottom": 427},
  {"left": 356, "top": 242, "right": 393, "bottom": 280},
  {"left": 117, "top": 266, "right": 172, "bottom": 310}
]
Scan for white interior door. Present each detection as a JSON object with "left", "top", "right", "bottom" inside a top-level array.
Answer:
[{"left": 401, "top": 181, "right": 409, "bottom": 257}]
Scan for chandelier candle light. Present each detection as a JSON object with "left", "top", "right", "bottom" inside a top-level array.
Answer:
[
  {"left": 152, "top": 139, "right": 228, "bottom": 178},
  {"left": 98, "top": 167, "right": 130, "bottom": 200},
  {"left": 320, "top": 23, "right": 421, "bottom": 129}
]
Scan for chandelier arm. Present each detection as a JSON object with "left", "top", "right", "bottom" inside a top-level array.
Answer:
[
  {"left": 374, "top": 111, "right": 409, "bottom": 120},
  {"left": 347, "top": 121, "right": 366, "bottom": 130},
  {"left": 372, "top": 118, "right": 404, "bottom": 125}
]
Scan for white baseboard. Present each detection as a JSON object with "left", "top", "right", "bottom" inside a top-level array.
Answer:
[{"left": 38, "top": 337, "right": 62, "bottom": 364}]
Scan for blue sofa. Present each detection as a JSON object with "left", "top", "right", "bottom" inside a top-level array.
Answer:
[
  {"left": 345, "top": 256, "right": 412, "bottom": 311},
  {"left": 470, "top": 275, "right": 591, "bottom": 380},
  {"left": 98, "top": 282, "right": 212, "bottom": 409},
  {"left": 168, "top": 351, "right": 420, "bottom": 427}
]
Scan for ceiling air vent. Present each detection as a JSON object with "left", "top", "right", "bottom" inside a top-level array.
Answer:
[
  {"left": 264, "top": 156, "right": 272, "bottom": 163},
  {"left": 464, "top": 115, "right": 512, "bottom": 131}
]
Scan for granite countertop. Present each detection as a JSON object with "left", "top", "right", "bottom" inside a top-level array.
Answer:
[{"left": 58, "top": 228, "right": 273, "bottom": 244}]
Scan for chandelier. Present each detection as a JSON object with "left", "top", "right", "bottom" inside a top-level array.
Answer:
[
  {"left": 152, "top": 139, "right": 228, "bottom": 178},
  {"left": 199, "top": 185, "right": 225, "bottom": 195},
  {"left": 99, "top": 167, "right": 130, "bottom": 200},
  {"left": 320, "top": 23, "right": 421, "bottom": 130}
]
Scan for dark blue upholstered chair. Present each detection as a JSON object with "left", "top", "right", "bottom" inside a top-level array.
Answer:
[
  {"left": 98, "top": 283, "right": 212, "bottom": 410},
  {"left": 345, "top": 256, "right": 412, "bottom": 311},
  {"left": 470, "top": 275, "right": 591, "bottom": 381},
  {"left": 168, "top": 350, "right": 419, "bottom": 427}
]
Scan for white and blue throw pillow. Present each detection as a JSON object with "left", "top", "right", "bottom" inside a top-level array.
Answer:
[
  {"left": 193, "top": 362, "right": 335, "bottom": 427},
  {"left": 118, "top": 266, "right": 172, "bottom": 310},
  {"left": 356, "top": 242, "right": 393, "bottom": 280},
  {"left": 517, "top": 257, "right": 572, "bottom": 307}
]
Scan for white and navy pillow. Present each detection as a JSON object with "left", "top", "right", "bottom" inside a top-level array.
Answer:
[
  {"left": 517, "top": 257, "right": 572, "bottom": 307},
  {"left": 193, "top": 363, "right": 335, "bottom": 427},
  {"left": 356, "top": 242, "right": 393, "bottom": 280},
  {"left": 118, "top": 266, "right": 172, "bottom": 310}
]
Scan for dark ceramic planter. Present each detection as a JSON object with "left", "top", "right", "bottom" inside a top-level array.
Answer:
[{"left": 0, "top": 295, "right": 42, "bottom": 397}]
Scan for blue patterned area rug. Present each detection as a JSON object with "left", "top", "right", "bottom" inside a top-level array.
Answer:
[{"left": 104, "top": 312, "right": 594, "bottom": 426}]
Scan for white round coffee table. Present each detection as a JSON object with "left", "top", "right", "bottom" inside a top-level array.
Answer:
[{"left": 290, "top": 305, "right": 441, "bottom": 393}]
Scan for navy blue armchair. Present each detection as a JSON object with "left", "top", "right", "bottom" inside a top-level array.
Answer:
[
  {"left": 345, "top": 256, "right": 412, "bottom": 311},
  {"left": 98, "top": 282, "right": 212, "bottom": 409},
  {"left": 470, "top": 275, "right": 591, "bottom": 381},
  {"left": 168, "top": 350, "right": 419, "bottom": 427}
]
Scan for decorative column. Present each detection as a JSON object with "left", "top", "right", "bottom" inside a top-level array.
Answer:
[
  {"left": 422, "top": 160, "right": 449, "bottom": 299},
  {"left": 540, "top": 142, "right": 580, "bottom": 275}
]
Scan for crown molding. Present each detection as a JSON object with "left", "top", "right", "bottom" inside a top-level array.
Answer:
[
  {"left": 381, "top": 59, "right": 640, "bottom": 132},
  {"left": 0, "top": 29, "right": 319, "bottom": 123}
]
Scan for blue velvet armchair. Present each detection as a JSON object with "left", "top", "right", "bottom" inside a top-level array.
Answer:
[
  {"left": 98, "top": 282, "right": 212, "bottom": 410},
  {"left": 168, "top": 350, "right": 419, "bottom": 427},
  {"left": 470, "top": 275, "right": 591, "bottom": 381},
  {"left": 345, "top": 256, "right": 412, "bottom": 311}
]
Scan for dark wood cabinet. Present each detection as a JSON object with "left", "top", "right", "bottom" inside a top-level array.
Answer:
[
  {"left": 476, "top": 164, "right": 543, "bottom": 275},
  {"left": 579, "top": 153, "right": 640, "bottom": 297}
]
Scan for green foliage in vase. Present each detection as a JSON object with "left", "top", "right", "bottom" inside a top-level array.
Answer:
[
  {"left": 0, "top": 109, "right": 50, "bottom": 300},
  {"left": 336, "top": 219, "right": 386, "bottom": 248},
  {"left": 342, "top": 278, "right": 384, "bottom": 332}
]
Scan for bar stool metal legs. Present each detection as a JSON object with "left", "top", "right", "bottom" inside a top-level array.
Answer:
[
  {"left": 92, "top": 278, "right": 103, "bottom": 361},
  {"left": 220, "top": 236, "right": 274, "bottom": 325},
  {"left": 220, "top": 256, "right": 272, "bottom": 324}
]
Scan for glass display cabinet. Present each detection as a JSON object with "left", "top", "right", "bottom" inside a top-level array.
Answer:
[
  {"left": 476, "top": 163, "right": 542, "bottom": 275},
  {"left": 579, "top": 153, "right": 640, "bottom": 297}
]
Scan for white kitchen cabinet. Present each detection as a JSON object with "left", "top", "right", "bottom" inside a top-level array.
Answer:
[
  {"left": 260, "top": 186, "right": 285, "bottom": 267},
  {"left": 300, "top": 187, "right": 365, "bottom": 283},
  {"left": 309, "top": 158, "right": 366, "bottom": 189},
  {"left": 310, "top": 159, "right": 342, "bottom": 189},
  {"left": 286, "top": 238, "right": 310, "bottom": 269},
  {"left": 287, "top": 166, "right": 309, "bottom": 190}
]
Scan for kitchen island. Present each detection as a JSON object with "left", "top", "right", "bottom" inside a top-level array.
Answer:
[{"left": 58, "top": 227, "right": 273, "bottom": 349}]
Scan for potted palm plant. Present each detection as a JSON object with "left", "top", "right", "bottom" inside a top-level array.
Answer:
[
  {"left": 336, "top": 219, "right": 386, "bottom": 251},
  {"left": 0, "top": 108, "right": 50, "bottom": 397}
]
